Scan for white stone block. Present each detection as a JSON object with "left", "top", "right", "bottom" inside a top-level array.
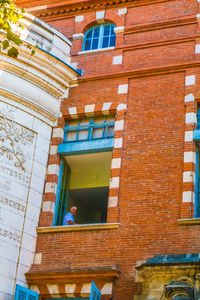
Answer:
[
  {"left": 32, "top": 161, "right": 46, "bottom": 179},
  {"left": 185, "top": 75, "right": 196, "bottom": 86},
  {"left": 197, "top": 13, "right": 200, "bottom": 19},
  {"left": 42, "top": 201, "right": 55, "bottom": 213},
  {"left": 111, "top": 158, "right": 121, "bottom": 169},
  {"left": 114, "top": 137, "right": 123, "bottom": 148},
  {"left": 118, "top": 84, "right": 128, "bottom": 94},
  {"left": 185, "top": 112, "right": 196, "bottom": 124},
  {"left": 96, "top": 11, "right": 105, "bottom": 20},
  {"left": 21, "top": 232, "right": 36, "bottom": 252},
  {"left": 69, "top": 107, "right": 77, "bottom": 115},
  {"left": 26, "top": 203, "right": 41, "bottom": 224},
  {"left": 30, "top": 285, "right": 40, "bottom": 293},
  {"left": 71, "top": 62, "right": 78, "bottom": 70},
  {"left": 85, "top": 104, "right": 95, "bottom": 113},
  {"left": 114, "top": 26, "right": 124, "bottom": 33},
  {"left": 108, "top": 196, "right": 118, "bottom": 207},
  {"left": 31, "top": 174, "right": 45, "bottom": 194},
  {"left": 72, "top": 33, "right": 84, "bottom": 40},
  {"left": 117, "top": 103, "right": 127, "bottom": 111},
  {"left": 118, "top": 8, "right": 127, "bottom": 15},
  {"left": 45, "top": 182, "right": 57, "bottom": 194},
  {"left": 195, "top": 44, "right": 200, "bottom": 54},
  {"left": 52, "top": 127, "right": 64, "bottom": 138},
  {"left": 182, "top": 191, "right": 194, "bottom": 203},
  {"left": 109, "top": 177, "right": 120, "bottom": 188},
  {"left": 185, "top": 131, "right": 193, "bottom": 142},
  {"left": 47, "top": 164, "right": 60, "bottom": 176},
  {"left": 19, "top": 248, "right": 34, "bottom": 267},
  {"left": 75, "top": 15, "right": 84, "bottom": 22},
  {"left": 114, "top": 120, "right": 124, "bottom": 131},
  {"left": 112, "top": 55, "right": 123, "bottom": 65},
  {"left": 34, "top": 253, "right": 42, "bottom": 265},
  {"left": 81, "top": 283, "right": 91, "bottom": 294},
  {"left": 183, "top": 171, "right": 195, "bottom": 183},
  {"left": 24, "top": 217, "right": 38, "bottom": 237},
  {"left": 65, "top": 284, "right": 76, "bottom": 294},
  {"left": 102, "top": 102, "right": 112, "bottom": 111},
  {"left": 101, "top": 283, "right": 113, "bottom": 295},
  {"left": 47, "top": 284, "right": 59, "bottom": 295},
  {"left": 184, "top": 93, "right": 194, "bottom": 102},
  {"left": 50, "top": 145, "right": 58, "bottom": 155},
  {"left": 28, "top": 189, "right": 42, "bottom": 208},
  {"left": 36, "top": 135, "right": 51, "bottom": 152},
  {"left": 184, "top": 152, "right": 196, "bottom": 163}
]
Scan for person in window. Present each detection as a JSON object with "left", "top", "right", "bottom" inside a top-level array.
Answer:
[{"left": 63, "top": 206, "right": 77, "bottom": 225}]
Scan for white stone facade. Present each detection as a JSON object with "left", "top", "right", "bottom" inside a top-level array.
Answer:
[{"left": 0, "top": 14, "right": 77, "bottom": 300}]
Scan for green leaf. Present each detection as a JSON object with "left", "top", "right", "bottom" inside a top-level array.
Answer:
[
  {"left": 2, "top": 40, "right": 9, "bottom": 50},
  {"left": 7, "top": 46, "right": 18, "bottom": 58},
  {"left": 31, "top": 49, "right": 35, "bottom": 56}
]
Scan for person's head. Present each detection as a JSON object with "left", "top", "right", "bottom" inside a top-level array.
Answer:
[{"left": 70, "top": 206, "right": 78, "bottom": 216}]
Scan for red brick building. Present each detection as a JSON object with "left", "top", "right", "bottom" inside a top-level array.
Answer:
[{"left": 15, "top": 0, "right": 200, "bottom": 299}]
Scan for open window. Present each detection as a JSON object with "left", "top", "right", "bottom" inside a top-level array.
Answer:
[{"left": 54, "top": 115, "right": 115, "bottom": 226}]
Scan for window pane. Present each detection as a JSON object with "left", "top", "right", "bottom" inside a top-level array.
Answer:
[
  {"left": 92, "top": 38, "right": 99, "bottom": 49},
  {"left": 68, "top": 119, "right": 78, "bottom": 128},
  {"left": 94, "top": 116, "right": 105, "bottom": 124},
  {"left": 85, "top": 39, "right": 91, "bottom": 50},
  {"left": 103, "top": 25, "right": 110, "bottom": 36},
  {"left": 67, "top": 131, "right": 77, "bottom": 141},
  {"left": 78, "top": 130, "right": 88, "bottom": 140},
  {"left": 102, "top": 37, "right": 109, "bottom": 48},
  {"left": 106, "top": 115, "right": 115, "bottom": 123},
  {"left": 87, "top": 30, "right": 93, "bottom": 39},
  {"left": 107, "top": 127, "right": 114, "bottom": 137},
  {"left": 109, "top": 35, "right": 116, "bottom": 47},
  {"left": 93, "top": 27, "right": 100, "bottom": 38},
  {"left": 79, "top": 118, "right": 90, "bottom": 125},
  {"left": 93, "top": 128, "right": 103, "bottom": 139},
  {"left": 110, "top": 26, "right": 115, "bottom": 34}
]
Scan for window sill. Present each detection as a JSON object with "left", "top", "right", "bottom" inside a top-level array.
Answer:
[
  {"left": 177, "top": 218, "right": 200, "bottom": 225},
  {"left": 78, "top": 47, "right": 115, "bottom": 55},
  {"left": 37, "top": 223, "right": 120, "bottom": 233}
]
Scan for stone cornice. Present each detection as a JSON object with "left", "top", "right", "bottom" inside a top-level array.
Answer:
[{"left": 16, "top": 0, "right": 176, "bottom": 21}]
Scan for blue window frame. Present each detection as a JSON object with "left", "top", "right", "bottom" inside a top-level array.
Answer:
[
  {"left": 193, "top": 105, "right": 200, "bottom": 217},
  {"left": 63, "top": 116, "right": 115, "bottom": 143},
  {"left": 14, "top": 284, "right": 39, "bottom": 300},
  {"left": 83, "top": 24, "right": 116, "bottom": 51},
  {"left": 90, "top": 282, "right": 101, "bottom": 300}
]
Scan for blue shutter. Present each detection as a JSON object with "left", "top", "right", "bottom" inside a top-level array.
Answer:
[
  {"left": 14, "top": 284, "right": 39, "bottom": 300},
  {"left": 90, "top": 282, "right": 101, "bottom": 300}
]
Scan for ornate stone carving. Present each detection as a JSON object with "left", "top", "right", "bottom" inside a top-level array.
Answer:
[
  {"left": 165, "top": 276, "right": 200, "bottom": 300},
  {"left": 0, "top": 106, "right": 35, "bottom": 171}
]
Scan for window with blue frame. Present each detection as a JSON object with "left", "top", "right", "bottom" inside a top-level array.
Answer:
[
  {"left": 194, "top": 105, "right": 200, "bottom": 217},
  {"left": 64, "top": 115, "right": 115, "bottom": 143},
  {"left": 83, "top": 24, "right": 116, "bottom": 51}
]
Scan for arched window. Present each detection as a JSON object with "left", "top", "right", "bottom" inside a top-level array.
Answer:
[{"left": 83, "top": 24, "right": 116, "bottom": 51}]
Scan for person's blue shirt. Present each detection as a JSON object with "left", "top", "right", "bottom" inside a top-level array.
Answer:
[{"left": 63, "top": 212, "right": 75, "bottom": 225}]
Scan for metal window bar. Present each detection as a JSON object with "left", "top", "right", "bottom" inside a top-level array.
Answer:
[{"left": 64, "top": 116, "right": 114, "bottom": 143}]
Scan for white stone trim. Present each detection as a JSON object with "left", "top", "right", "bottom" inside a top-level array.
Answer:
[
  {"left": 72, "top": 33, "right": 84, "bottom": 40},
  {"left": 78, "top": 47, "right": 114, "bottom": 55},
  {"left": 111, "top": 158, "right": 121, "bottom": 169},
  {"left": 118, "top": 84, "right": 128, "bottom": 94},
  {"left": 71, "top": 62, "right": 78, "bottom": 70},
  {"left": 112, "top": 55, "right": 123, "bottom": 65},
  {"left": 110, "top": 177, "right": 120, "bottom": 188},
  {"left": 101, "top": 283, "right": 113, "bottom": 295},
  {"left": 183, "top": 171, "right": 195, "bottom": 182},
  {"left": 50, "top": 145, "right": 58, "bottom": 155},
  {"left": 34, "top": 253, "right": 42, "bottom": 265},
  {"left": 52, "top": 127, "right": 64, "bottom": 138},
  {"left": 102, "top": 102, "right": 112, "bottom": 111},
  {"left": 114, "top": 137, "right": 123, "bottom": 148},
  {"left": 30, "top": 285, "right": 40, "bottom": 293},
  {"left": 47, "top": 164, "right": 60, "bottom": 176},
  {"left": 184, "top": 93, "right": 194, "bottom": 102},
  {"left": 195, "top": 44, "right": 200, "bottom": 54},
  {"left": 184, "top": 131, "right": 193, "bottom": 142},
  {"left": 75, "top": 15, "right": 84, "bottom": 22},
  {"left": 197, "top": 13, "right": 200, "bottom": 19},
  {"left": 69, "top": 107, "right": 77, "bottom": 115},
  {"left": 47, "top": 284, "right": 59, "bottom": 295},
  {"left": 45, "top": 182, "right": 57, "bottom": 194},
  {"left": 117, "top": 103, "right": 127, "bottom": 111},
  {"left": 182, "top": 191, "right": 194, "bottom": 203},
  {"left": 114, "top": 120, "right": 124, "bottom": 131},
  {"left": 114, "top": 26, "right": 125, "bottom": 33},
  {"left": 96, "top": 11, "right": 105, "bottom": 20},
  {"left": 185, "top": 75, "right": 196, "bottom": 86},
  {"left": 184, "top": 151, "right": 196, "bottom": 163},
  {"left": 85, "top": 104, "right": 95, "bottom": 113},
  {"left": 108, "top": 196, "right": 118, "bottom": 207},
  {"left": 185, "top": 112, "right": 197, "bottom": 124},
  {"left": 81, "top": 283, "right": 91, "bottom": 294},
  {"left": 118, "top": 8, "right": 127, "bottom": 15},
  {"left": 65, "top": 284, "right": 76, "bottom": 294},
  {"left": 42, "top": 201, "right": 55, "bottom": 213}
]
